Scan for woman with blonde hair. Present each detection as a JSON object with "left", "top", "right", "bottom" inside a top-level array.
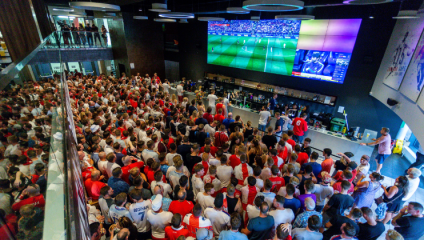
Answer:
[
  {"left": 171, "top": 94, "right": 178, "bottom": 105},
  {"left": 190, "top": 110, "right": 198, "bottom": 122}
]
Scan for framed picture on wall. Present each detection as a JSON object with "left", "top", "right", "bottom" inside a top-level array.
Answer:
[
  {"left": 399, "top": 29, "right": 424, "bottom": 102},
  {"left": 382, "top": 19, "right": 424, "bottom": 90}
]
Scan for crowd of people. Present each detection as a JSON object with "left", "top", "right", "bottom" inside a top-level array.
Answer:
[{"left": 0, "top": 71, "right": 423, "bottom": 240}]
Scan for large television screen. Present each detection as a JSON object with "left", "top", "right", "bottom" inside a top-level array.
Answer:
[{"left": 207, "top": 19, "right": 361, "bottom": 84}]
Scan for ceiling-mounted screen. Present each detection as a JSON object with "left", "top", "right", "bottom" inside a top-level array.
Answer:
[{"left": 207, "top": 19, "right": 362, "bottom": 84}]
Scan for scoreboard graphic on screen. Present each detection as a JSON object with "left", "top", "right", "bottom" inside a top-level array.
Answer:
[{"left": 207, "top": 19, "right": 362, "bottom": 84}]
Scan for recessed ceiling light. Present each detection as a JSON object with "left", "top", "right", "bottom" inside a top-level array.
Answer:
[
  {"left": 275, "top": 14, "right": 315, "bottom": 20},
  {"left": 154, "top": 18, "right": 176, "bottom": 22},
  {"left": 198, "top": 17, "right": 225, "bottom": 21},
  {"left": 69, "top": 2, "right": 120, "bottom": 11},
  {"left": 343, "top": 0, "right": 392, "bottom": 4},
  {"left": 227, "top": 7, "right": 250, "bottom": 14},
  {"left": 243, "top": 0, "right": 304, "bottom": 12},
  {"left": 369, "top": 16, "right": 374, "bottom": 19},
  {"left": 158, "top": 12, "right": 195, "bottom": 19},
  {"left": 134, "top": 16, "right": 148, "bottom": 20},
  {"left": 149, "top": 3, "right": 170, "bottom": 12},
  {"left": 393, "top": 10, "right": 420, "bottom": 19},
  {"left": 53, "top": 7, "right": 74, "bottom": 12}
]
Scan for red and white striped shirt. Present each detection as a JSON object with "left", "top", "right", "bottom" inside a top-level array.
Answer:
[{"left": 183, "top": 213, "right": 213, "bottom": 237}]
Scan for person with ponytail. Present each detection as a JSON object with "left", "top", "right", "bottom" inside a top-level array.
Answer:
[{"left": 353, "top": 172, "right": 384, "bottom": 208}]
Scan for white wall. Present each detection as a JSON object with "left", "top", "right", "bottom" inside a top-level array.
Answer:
[{"left": 371, "top": 18, "right": 424, "bottom": 147}]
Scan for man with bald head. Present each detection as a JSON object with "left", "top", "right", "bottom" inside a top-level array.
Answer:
[
  {"left": 151, "top": 185, "right": 172, "bottom": 211},
  {"left": 169, "top": 189, "right": 194, "bottom": 218},
  {"left": 110, "top": 228, "right": 130, "bottom": 240},
  {"left": 12, "top": 184, "right": 46, "bottom": 211},
  {"left": 85, "top": 170, "right": 106, "bottom": 200}
]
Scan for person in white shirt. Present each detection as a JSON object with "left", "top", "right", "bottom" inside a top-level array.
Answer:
[
  {"left": 192, "top": 164, "right": 205, "bottom": 202},
  {"left": 99, "top": 153, "right": 120, "bottom": 178},
  {"left": 258, "top": 106, "right": 271, "bottom": 137},
  {"left": 269, "top": 195, "right": 295, "bottom": 228},
  {"left": 204, "top": 193, "right": 231, "bottom": 236},
  {"left": 142, "top": 140, "right": 159, "bottom": 162},
  {"left": 245, "top": 196, "right": 262, "bottom": 223},
  {"left": 256, "top": 179, "right": 276, "bottom": 208},
  {"left": 353, "top": 155, "right": 371, "bottom": 184},
  {"left": 176, "top": 82, "right": 184, "bottom": 102},
  {"left": 162, "top": 80, "right": 170, "bottom": 93},
  {"left": 241, "top": 177, "right": 260, "bottom": 211},
  {"left": 197, "top": 183, "right": 216, "bottom": 212},
  {"left": 165, "top": 144, "right": 181, "bottom": 166},
  {"left": 109, "top": 192, "right": 133, "bottom": 223},
  {"left": 146, "top": 195, "right": 173, "bottom": 239},
  {"left": 4, "top": 135, "right": 20, "bottom": 158},
  {"left": 244, "top": 166, "right": 264, "bottom": 190},
  {"left": 207, "top": 91, "right": 218, "bottom": 114},
  {"left": 151, "top": 171, "right": 173, "bottom": 198},
  {"left": 203, "top": 165, "right": 222, "bottom": 194},
  {"left": 234, "top": 154, "right": 253, "bottom": 190},
  {"left": 312, "top": 171, "right": 333, "bottom": 212},
  {"left": 129, "top": 188, "right": 152, "bottom": 237},
  {"left": 281, "top": 112, "right": 292, "bottom": 134},
  {"left": 216, "top": 156, "right": 233, "bottom": 188},
  {"left": 403, "top": 168, "right": 421, "bottom": 201}
]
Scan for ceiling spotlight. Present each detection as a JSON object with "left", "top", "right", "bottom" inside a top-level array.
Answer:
[
  {"left": 369, "top": 16, "right": 374, "bottom": 19},
  {"left": 154, "top": 18, "right": 176, "bottom": 22},
  {"left": 149, "top": 3, "right": 170, "bottom": 12},
  {"left": 343, "top": 0, "right": 392, "bottom": 4},
  {"left": 275, "top": 14, "right": 314, "bottom": 20},
  {"left": 198, "top": 17, "right": 225, "bottom": 21},
  {"left": 243, "top": 0, "right": 304, "bottom": 12},
  {"left": 52, "top": 7, "right": 74, "bottom": 12},
  {"left": 158, "top": 12, "right": 195, "bottom": 19},
  {"left": 69, "top": 2, "right": 120, "bottom": 11},
  {"left": 227, "top": 7, "right": 250, "bottom": 14},
  {"left": 139, "top": 8, "right": 143, "bottom": 11},
  {"left": 393, "top": 10, "right": 420, "bottom": 19},
  {"left": 134, "top": 16, "right": 148, "bottom": 20}
]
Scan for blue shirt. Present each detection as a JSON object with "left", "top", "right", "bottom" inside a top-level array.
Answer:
[
  {"left": 284, "top": 198, "right": 301, "bottom": 215},
  {"left": 293, "top": 210, "right": 323, "bottom": 228},
  {"left": 151, "top": 194, "right": 171, "bottom": 211},
  {"left": 107, "top": 177, "right": 129, "bottom": 197},
  {"left": 301, "top": 162, "right": 322, "bottom": 178},
  {"left": 269, "top": 98, "right": 276, "bottom": 110},
  {"left": 222, "top": 118, "right": 234, "bottom": 130},
  {"left": 160, "top": 164, "right": 170, "bottom": 177},
  {"left": 247, "top": 216, "right": 274, "bottom": 240},
  {"left": 115, "top": 152, "right": 125, "bottom": 167},
  {"left": 218, "top": 230, "right": 249, "bottom": 240}
]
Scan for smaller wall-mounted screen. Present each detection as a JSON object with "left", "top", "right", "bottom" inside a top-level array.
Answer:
[{"left": 207, "top": 19, "right": 362, "bottom": 84}]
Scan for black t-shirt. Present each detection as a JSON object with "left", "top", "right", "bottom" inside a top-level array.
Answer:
[
  {"left": 188, "top": 105, "right": 197, "bottom": 115},
  {"left": 301, "top": 146, "right": 311, "bottom": 157},
  {"left": 177, "top": 144, "right": 192, "bottom": 162},
  {"left": 195, "top": 118, "right": 208, "bottom": 126},
  {"left": 357, "top": 222, "right": 385, "bottom": 240},
  {"left": 323, "top": 215, "right": 359, "bottom": 240},
  {"left": 334, "top": 160, "right": 348, "bottom": 172},
  {"left": 36, "top": 175, "right": 47, "bottom": 194},
  {"left": 326, "top": 193, "right": 354, "bottom": 217},
  {"left": 395, "top": 216, "right": 424, "bottom": 240},
  {"left": 229, "top": 122, "right": 243, "bottom": 133},
  {"left": 247, "top": 215, "right": 275, "bottom": 240},
  {"left": 262, "top": 135, "right": 277, "bottom": 149},
  {"left": 185, "top": 153, "right": 202, "bottom": 173}
]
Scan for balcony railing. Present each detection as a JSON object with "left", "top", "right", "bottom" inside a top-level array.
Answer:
[{"left": 44, "top": 31, "right": 111, "bottom": 49}]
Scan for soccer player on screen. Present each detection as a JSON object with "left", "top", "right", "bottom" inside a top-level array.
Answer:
[{"left": 303, "top": 52, "right": 324, "bottom": 74}]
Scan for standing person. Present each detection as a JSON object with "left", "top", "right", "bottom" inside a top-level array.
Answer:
[
  {"left": 323, "top": 208, "right": 362, "bottom": 240},
  {"left": 353, "top": 172, "right": 383, "bottom": 208},
  {"left": 207, "top": 90, "right": 218, "bottom": 114},
  {"left": 322, "top": 181, "right": 354, "bottom": 225},
  {"left": 241, "top": 202, "right": 275, "bottom": 240},
  {"left": 176, "top": 82, "right": 184, "bottom": 102},
  {"left": 164, "top": 214, "right": 190, "bottom": 240},
  {"left": 268, "top": 94, "right": 278, "bottom": 116},
  {"left": 281, "top": 111, "right": 292, "bottom": 135},
  {"left": 402, "top": 168, "right": 421, "bottom": 201},
  {"left": 292, "top": 113, "right": 308, "bottom": 143},
  {"left": 380, "top": 176, "right": 408, "bottom": 224},
  {"left": 258, "top": 106, "right": 271, "bottom": 137},
  {"left": 85, "top": 23, "right": 93, "bottom": 47},
  {"left": 273, "top": 112, "right": 284, "bottom": 142},
  {"left": 269, "top": 196, "right": 295, "bottom": 228},
  {"left": 92, "top": 24, "right": 101, "bottom": 47},
  {"left": 146, "top": 195, "right": 173, "bottom": 240},
  {"left": 262, "top": 127, "right": 277, "bottom": 150},
  {"left": 183, "top": 204, "right": 213, "bottom": 237},
  {"left": 79, "top": 24, "right": 86, "bottom": 46},
  {"left": 292, "top": 215, "right": 323, "bottom": 240},
  {"left": 328, "top": 222, "right": 358, "bottom": 240},
  {"left": 204, "top": 193, "right": 231, "bottom": 236},
  {"left": 101, "top": 25, "right": 108, "bottom": 46},
  {"left": 129, "top": 189, "right": 152, "bottom": 240},
  {"left": 357, "top": 207, "right": 385, "bottom": 240},
  {"left": 218, "top": 212, "right": 248, "bottom": 240},
  {"left": 216, "top": 98, "right": 227, "bottom": 118},
  {"left": 392, "top": 202, "right": 424, "bottom": 240},
  {"left": 360, "top": 127, "right": 392, "bottom": 174},
  {"left": 71, "top": 23, "right": 80, "bottom": 46}
]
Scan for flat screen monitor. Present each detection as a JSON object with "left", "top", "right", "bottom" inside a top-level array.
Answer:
[{"left": 207, "top": 19, "right": 362, "bottom": 84}]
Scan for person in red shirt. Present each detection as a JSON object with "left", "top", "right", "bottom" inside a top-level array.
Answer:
[
  {"left": 165, "top": 213, "right": 190, "bottom": 240},
  {"left": 320, "top": 148, "right": 333, "bottom": 180},
  {"left": 215, "top": 98, "right": 226, "bottom": 117},
  {"left": 292, "top": 113, "right": 308, "bottom": 143},
  {"left": 333, "top": 161, "right": 358, "bottom": 182},
  {"left": 168, "top": 190, "right": 194, "bottom": 218},
  {"left": 199, "top": 139, "right": 218, "bottom": 157},
  {"left": 203, "top": 107, "right": 214, "bottom": 124},
  {"left": 214, "top": 108, "right": 225, "bottom": 124},
  {"left": 12, "top": 184, "right": 46, "bottom": 212},
  {"left": 121, "top": 156, "right": 144, "bottom": 184},
  {"left": 183, "top": 204, "right": 213, "bottom": 237},
  {"left": 286, "top": 130, "right": 296, "bottom": 150},
  {"left": 147, "top": 162, "right": 167, "bottom": 184},
  {"left": 84, "top": 170, "right": 106, "bottom": 200},
  {"left": 268, "top": 165, "right": 285, "bottom": 192},
  {"left": 229, "top": 145, "right": 242, "bottom": 169},
  {"left": 277, "top": 140, "right": 288, "bottom": 162},
  {"left": 333, "top": 174, "right": 355, "bottom": 194},
  {"left": 294, "top": 145, "right": 309, "bottom": 166}
]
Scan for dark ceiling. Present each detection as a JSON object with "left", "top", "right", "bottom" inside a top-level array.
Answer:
[{"left": 45, "top": 0, "right": 424, "bottom": 19}]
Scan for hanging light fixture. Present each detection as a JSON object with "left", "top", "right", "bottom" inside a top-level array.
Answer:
[
  {"left": 198, "top": 17, "right": 225, "bottom": 21},
  {"left": 242, "top": 0, "right": 304, "bottom": 12},
  {"left": 158, "top": 12, "right": 195, "bottom": 19},
  {"left": 227, "top": 7, "right": 250, "bottom": 14},
  {"left": 275, "top": 14, "right": 314, "bottom": 20},
  {"left": 154, "top": 18, "right": 176, "bottom": 22},
  {"left": 343, "top": 0, "right": 392, "bottom": 4},
  {"left": 149, "top": 3, "right": 170, "bottom": 12},
  {"left": 393, "top": 10, "right": 420, "bottom": 19},
  {"left": 69, "top": 2, "right": 120, "bottom": 11}
]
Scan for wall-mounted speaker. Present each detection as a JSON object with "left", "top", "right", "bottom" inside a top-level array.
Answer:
[{"left": 387, "top": 98, "right": 398, "bottom": 106}]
